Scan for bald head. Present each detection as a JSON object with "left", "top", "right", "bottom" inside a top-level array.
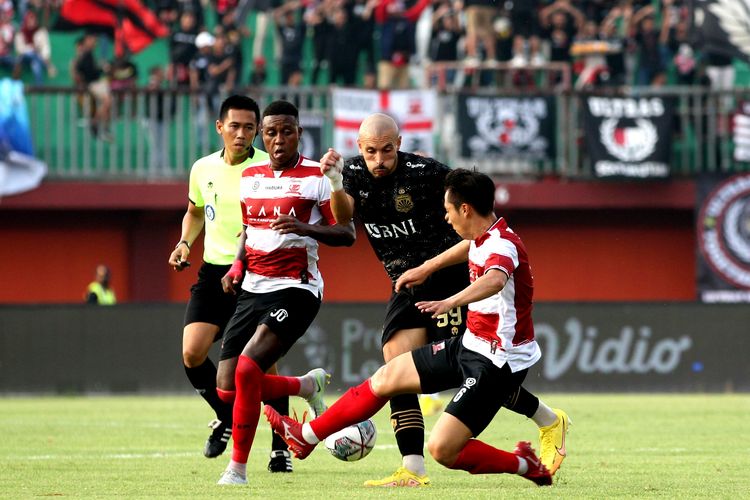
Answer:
[
  {"left": 358, "top": 113, "right": 399, "bottom": 140},
  {"left": 356, "top": 113, "right": 402, "bottom": 178}
]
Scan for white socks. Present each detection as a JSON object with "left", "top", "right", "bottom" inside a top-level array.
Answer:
[
  {"left": 516, "top": 456, "right": 528, "bottom": 475},
  {"left": 227, "top": 460, "right": 247, "bottom": 476},
  {"left": 531, "top": 401, "right": 558, "bottom": 428},
  {"left": 403, "top": 454, "right": 426, "bottom": 476},
  {"left": 301, "top": 423, "right": 320, "bottom": 444}
]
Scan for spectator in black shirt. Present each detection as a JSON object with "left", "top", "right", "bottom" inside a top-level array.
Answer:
[
  {"left": 666, "top": 15, "right": 696, "bottom": 86},
  {"left": 349, "top": 0, "right": 378, "bottom": 89},
  {"left": 508, "top": 0, "right": 543, "bottom": 66},
  {"left": 304, "top": 0, "right": 332, "bottom": 85},
  {"left": 72, "top": 33, "right": 113, "bottom": 141},
  {"left": 428, "top": 3, "right": 462, "bottom": 86},
  {"left": 630, "top": 4, "right": 668, "bottom": 86},
  {"left": 217, "top": 19, "right": 245, "bottom": 88},
  {"left": 274, "top": 0, "right": 305, "bottom": 86},
  {"left": 539, "top": 0, "right": 584, "bottom": 65},
  {"left": 598, "top": 17, "right": 626, "bottom": 87},
  {"left": 168, "top": 11, "right": 199, "bottom": 88},
  {"left": 327, "top": 7, "right": 358, "bottom": 85},
  {"left": 206, "top": 33, "right": 236, "bottom": 106},
  {"left": 177, "top": 0, "right": 206, "bottom": 30}
]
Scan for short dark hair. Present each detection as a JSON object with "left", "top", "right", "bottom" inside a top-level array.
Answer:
[
  {"left": 444, "top": 168, "right": 495, "bottom": 217},
  {"left": 219, "top": 95, "right": 261, "bottom": 123},
  {"left": 262, "top": 100, "right": 299, "bottom": 121}
]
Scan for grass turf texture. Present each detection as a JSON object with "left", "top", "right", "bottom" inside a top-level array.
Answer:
[{"left": 1, "top": 394, "right": 748, "bottom": 498}]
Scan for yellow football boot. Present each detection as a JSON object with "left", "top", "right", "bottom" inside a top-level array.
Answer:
[
  {"left": 538, "top": 408, "right": 571, "bottom": 475},
  {"left": 363, "top": 467, "right": 431, "bottom": 487}
]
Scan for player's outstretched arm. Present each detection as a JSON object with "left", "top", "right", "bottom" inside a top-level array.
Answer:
[
  {"left": 416, "top": 268, "right": 508, "bottom": 318},
  {"left": 395, "top": 240, "right": 470, "bottom": 292},
  {"left": 271, "top": 216, "right": 355, "bottom": 247},
  {"left": 320, "top": 148, "right": 355, "bottom": 224}
]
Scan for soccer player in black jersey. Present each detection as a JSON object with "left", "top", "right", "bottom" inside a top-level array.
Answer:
[{"left": 319, "top": 113, "right": 570, "bottom": 486}]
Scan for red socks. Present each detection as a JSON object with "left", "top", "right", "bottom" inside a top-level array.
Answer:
[
  {"left": 450, "top": 439, "right": 520, "bottom": 474},
  {"left": 231, "top": 355, "right": 263, "bottom": 463},
  {"left": 229, "top": 356, "right": 304, "bottom": 464},
  {"left": 310, "top": 379, "right": 388, "bottom": 440},
  {"left": 261, "top": 373, "right": 301, "bottom": 401}
]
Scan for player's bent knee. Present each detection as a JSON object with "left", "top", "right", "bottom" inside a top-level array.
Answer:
[
  {"left": 216, "top": 360, "right": 236, "bottom": 391},
  {"left": 427, "top": 436, "right": 459, "bottom": 467},
  {"left": 182, "top": 350, "right": 208, "bottom": 368},
  {"left": 369, "top": 365, "right": 396, "bottom": 397}
]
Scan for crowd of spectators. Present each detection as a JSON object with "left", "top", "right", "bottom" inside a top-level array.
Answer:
[{"left": 0, "top": 0, "right": 741, "bottom": 93}]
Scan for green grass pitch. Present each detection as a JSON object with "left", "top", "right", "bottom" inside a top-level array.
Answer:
[{"left": 1, "top": 394, "right": 748, "bottom": 498}]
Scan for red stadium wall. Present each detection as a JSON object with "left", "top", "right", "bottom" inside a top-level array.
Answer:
[{"left": 0, "top": 180, "right": 697, "bottom": 303}]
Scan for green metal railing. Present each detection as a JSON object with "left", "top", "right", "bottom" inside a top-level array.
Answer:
[{"left": 23, "top": 85, "right": 750, "bottom": 179}]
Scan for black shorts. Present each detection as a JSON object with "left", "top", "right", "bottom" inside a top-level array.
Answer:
[
  {"left": 184, "top": 263, "right": 238, "bottom": 339},
  {"left": 219, "top": 287, "right": 321, "bottom": 360},
  {"left": 381, "top": 263, "right": 469, "bottom": 345},
  {"left": 511, "top": 8, "right": 539, "bottom": 39},
  {"left": 412, "top": 336, "right": 528, "bottom": 437}
]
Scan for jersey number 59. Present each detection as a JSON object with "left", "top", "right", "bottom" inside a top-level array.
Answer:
[{"left": 435, "top": 307, "right": 462, "bottom": 328}]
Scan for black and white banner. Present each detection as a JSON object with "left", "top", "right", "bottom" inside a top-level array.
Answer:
[
  {"left": 299, "top": 113, "right": 325, "bottom": 160},
  {"left": 582, "top": 96, "right": 675, "bottom": 179},
  {"left": 696, "top": 173, "right": 750, "bottom": 303},
  {"left": 457, "top": 94, "right": 556, "bottom": 161},
  {"left": 690, "top": 0, "right": 750, "bottom": 63}
]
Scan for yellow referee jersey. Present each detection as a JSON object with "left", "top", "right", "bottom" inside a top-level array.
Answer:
[{"left": 188, "top": 147, "right": 269, "bottom": 265}]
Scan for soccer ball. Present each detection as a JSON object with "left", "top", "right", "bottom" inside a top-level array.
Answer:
[{"left": 323, "top": 419, "right": 377, "bottom": 462}]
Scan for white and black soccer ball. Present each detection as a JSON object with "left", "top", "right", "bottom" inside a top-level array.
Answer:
[{"left": 323, "top": 419, "right": 377, "bottom": 462}]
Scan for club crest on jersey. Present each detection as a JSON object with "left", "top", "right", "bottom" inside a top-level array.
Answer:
[
  {"left": 205, "top": 205, "right": 216, "bottom": 221},
  {"left": 395, "top": 189, "right": 414, "bottom": 213},
  {"left": 286, "top": 183, "right": 302, "bottom": 196}
]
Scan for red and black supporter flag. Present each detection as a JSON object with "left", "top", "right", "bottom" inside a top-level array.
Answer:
[{"left": 56, "top": 0, "right": 168, "bottom": 56}]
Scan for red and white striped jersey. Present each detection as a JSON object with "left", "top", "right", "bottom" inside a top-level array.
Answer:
[
  {"left": 461, "top": 218, "right": 541, "bottom": 372},
  {"left": 238, "top": 155, "right": 336, "bottom": 296}
]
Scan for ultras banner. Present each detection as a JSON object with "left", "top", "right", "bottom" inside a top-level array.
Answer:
[
  {"left": 696, "top": 173, "right": 750, "bottom": 303},
  {"left": 456, "top": 94, "right": 556, "bottom": 161},
  {"left": 582, "top": 96, "right": 675, "bottom": 179}
]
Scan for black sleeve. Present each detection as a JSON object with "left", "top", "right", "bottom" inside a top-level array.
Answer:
[{"left": 342, "top": 158, "right": 361, "bottom": 202}]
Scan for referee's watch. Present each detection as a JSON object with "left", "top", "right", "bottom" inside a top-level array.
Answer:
[{"left": 176, "top": 240, "right": 191, "bottom": 250}]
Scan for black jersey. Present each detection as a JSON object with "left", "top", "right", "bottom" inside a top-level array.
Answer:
[{"left": 342, "top": 151, "right": 462, "bottom": 283}]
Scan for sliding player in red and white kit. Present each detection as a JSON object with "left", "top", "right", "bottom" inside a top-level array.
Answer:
[
  {"left": 264, "top": 169, "right": 558, "bottom": 486},
  {"left": 214, "top": 100, "right": 355, "bottom": 485}
]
